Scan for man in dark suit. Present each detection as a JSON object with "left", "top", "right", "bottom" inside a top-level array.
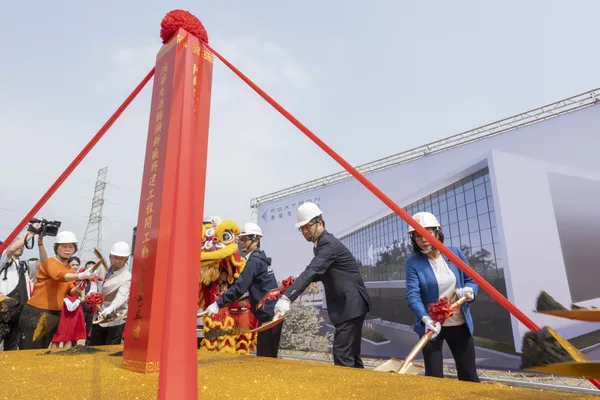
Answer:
[{"left": 275, "top": 202, "right": 372, "bottom": 368}]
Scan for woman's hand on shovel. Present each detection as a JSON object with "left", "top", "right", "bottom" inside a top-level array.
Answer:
[{"left": 422, "top": 316, "right": 441, "bottom": 339}]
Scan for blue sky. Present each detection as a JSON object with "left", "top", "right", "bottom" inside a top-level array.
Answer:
[{"left": 1, "top": 0, "right": 599, "bottom": 260}]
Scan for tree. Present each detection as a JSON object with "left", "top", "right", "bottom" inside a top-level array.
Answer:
[
  {"left": 460, "top": 244, "right": 496, "bottom": 279},
  {"left": 280, "top": 301, "right": 332, "bottom": 352},
  {"left": 305, "top": 282, "right": 321, "bottom": 301}
]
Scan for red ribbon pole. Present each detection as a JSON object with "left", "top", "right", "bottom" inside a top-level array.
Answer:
[
  {"left": 0, "top": 68, "right": 155, "bottom": 255},
  {"left": 204, "top": 42, "right": 600, "bottom": 390}
]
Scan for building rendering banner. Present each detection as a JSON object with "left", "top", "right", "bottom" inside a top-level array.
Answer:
[{"left": 257, "top": 103, "right": 600, "bottom": 369}]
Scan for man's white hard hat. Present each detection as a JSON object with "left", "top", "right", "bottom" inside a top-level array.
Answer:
[
  {"left": 110, "top": 241, "right": 131, "bottom": 257},
  {"left": 239, "top": 222, "right": 263, "bottom": 237},
  {"left": 295, "top": 202, "right": 323, "bottom": 228}
]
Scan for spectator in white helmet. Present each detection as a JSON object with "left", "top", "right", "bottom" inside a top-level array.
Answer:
[
  {"left": 88, "top": 241, "right": 132, "bottom": 346},
  {"left": 18, "top": 230, "right": 96, "bottom": 349}
]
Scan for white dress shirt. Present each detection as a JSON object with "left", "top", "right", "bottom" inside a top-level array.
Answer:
[{"left": 428, "top": 255, "right": 465, "bottom": 327}]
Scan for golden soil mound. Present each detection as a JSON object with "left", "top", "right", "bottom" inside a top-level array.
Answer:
[{"left": 0, "top": 345, "right": 595, "bottom": 399}]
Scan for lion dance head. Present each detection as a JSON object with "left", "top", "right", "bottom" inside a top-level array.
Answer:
[{"left": 198, "top": 216, "right": 257, "bottom": 354}]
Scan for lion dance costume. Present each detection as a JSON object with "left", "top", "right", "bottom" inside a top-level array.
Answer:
[{"left": 198, "top": 217, "right": 258, "bottom": 354}]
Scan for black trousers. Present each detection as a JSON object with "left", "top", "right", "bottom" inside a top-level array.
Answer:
[
  {"left": 421, "top": 323, "right": 480, "bottom": 383},
  {"left": 333, "top": 314, "right": 366, "bottom": 368},
  {"left": 18, "top": 304, "right": 62, "bottom": 350},
  {"left": 82, "top": 310, "right": 93, "bottom": 345},
  {"left": 89, "top": 323, "right": 125, "bottom": 346},
  {"left": 0, "top": 320, "right": 21, "bottom": 350},
  {"left": 256, "top": 320, "right": 283, "bottom": 358}
]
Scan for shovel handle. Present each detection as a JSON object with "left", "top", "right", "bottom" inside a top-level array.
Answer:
[
  {"left": 92, "top": 248, "right": 108, "bottom": 272},
  {"left": 273, "top": 311, "right": 281, "bottom": 321},
  {"left": 402, "top": 296, "right": 469, "bottom": 366}
]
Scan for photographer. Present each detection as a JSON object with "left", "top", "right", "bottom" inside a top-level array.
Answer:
[
  {"left": 0, "top": 222, "right": 47, "bottom": 350},
  {"left": 18, "top": 230, "right": 96, "bottom": 349}
]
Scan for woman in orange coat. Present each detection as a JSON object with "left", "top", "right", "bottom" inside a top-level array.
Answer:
[{"left": 18, "top": 231, "right": 96, "bottom": 349}]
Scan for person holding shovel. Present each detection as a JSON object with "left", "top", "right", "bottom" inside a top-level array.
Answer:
[
  {"left": 274, "top": 202, "right": 372, "bottom": 369},
  {"left": 405, "top": 211, "right": 479, "bottom": 382},
  {"left": 18, "top": 231, "right": 96, "bottom": 349},
  {"left": 205, "top": 222, "right": 283, "bottom": 358},
  {"left": 88, "top": 241, "right": 132, "bottom": 346}
]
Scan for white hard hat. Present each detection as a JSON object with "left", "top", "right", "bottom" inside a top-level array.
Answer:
[
  {"left": 239, "top": 222, "right": 263, "bottom": 237},
  {"left": 408, "top": 212, "right": 441, "bottom": 233},
  {"left": 295, "top": 202, "right": 323, "bottom": 228},
  {"left": 110, "top": 241, "right": 131, "bottom": 257},
  {"left": 55, "top": 231, "right": 78, "bottom": 244}
]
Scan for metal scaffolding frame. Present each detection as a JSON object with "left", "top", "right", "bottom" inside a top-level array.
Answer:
[{"left": 250, "top": 87, "right": 600, "bottom": 221}]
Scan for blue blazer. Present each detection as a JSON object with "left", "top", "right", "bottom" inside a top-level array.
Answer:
[{"left": 405, "top": 246, "right": 478, "bottom": 337}]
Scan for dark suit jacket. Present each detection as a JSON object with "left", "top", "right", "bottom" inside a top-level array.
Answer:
[{"left": 284, "top": 230, "right": 372, "bottom": 325}]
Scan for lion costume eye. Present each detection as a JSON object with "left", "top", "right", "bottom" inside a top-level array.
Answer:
[
  {"left": 221, "top": 230, "right": 234, "bottom": 244},
  {"left": 206, "top": 228, "right": 215, "bottom": 238}
]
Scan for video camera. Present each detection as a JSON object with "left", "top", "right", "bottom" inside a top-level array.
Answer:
[{"left": 27, "top": 218, "right": 62, "bottom": 237}]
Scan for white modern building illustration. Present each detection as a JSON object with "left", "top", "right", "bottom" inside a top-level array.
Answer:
[{"left": 251, "top": 88, "right": 600, "bottom": 359}]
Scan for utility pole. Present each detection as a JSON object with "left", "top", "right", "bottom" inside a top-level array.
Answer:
[{"left": 79, "top": 167, "right": 108, "bottom": 261}]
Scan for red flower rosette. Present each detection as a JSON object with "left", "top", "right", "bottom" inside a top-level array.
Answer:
[
  {"left": 427, "top": 297, "right": 454, "bottom": 324},
  {"left": 86, "top": 292, "right": 105, "bottom": 308},
  {"left": 160, "top": 10, "right": 208, "bottom": 44}
]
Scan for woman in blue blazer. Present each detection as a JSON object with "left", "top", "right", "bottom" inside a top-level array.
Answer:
[{"left": 405, "top": 211, "right": 480, "bottom": 383}]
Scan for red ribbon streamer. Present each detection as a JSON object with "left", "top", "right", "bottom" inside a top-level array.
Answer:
[{"left": 256, "top": 276, "right": 295, "bottom": 310}]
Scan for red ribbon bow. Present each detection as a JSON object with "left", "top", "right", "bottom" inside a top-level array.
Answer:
[
  {"left": 427, "top": 297, "right": 455, "bottom": 324},
  {"left": 86, "top": 292, "right": 105, "bottom": 307},
  {"left": 256, "top": 276, "right": 296, "bottom": 310}
]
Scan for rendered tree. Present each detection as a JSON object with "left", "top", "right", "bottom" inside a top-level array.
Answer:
[
  {"left": 306, "top": 282, "right": 321, "bottom": 301},
  {"left": 280, "top": 301, "right": 332, "bottom": 353}
]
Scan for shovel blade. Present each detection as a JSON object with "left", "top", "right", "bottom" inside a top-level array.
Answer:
[
  {"left": 535, "top": 310, "right": 600, "bottom": 322},
  {"left": 527, "top": 362, "right": 600, "bottom": 379},
  {"left": 398, "top": 360, "right": 424, "bottom": 375},
  {"left": 373, "top": 358, "right": 424, "bottom": 375},
  {"left": 374, "top": 358, "right": 404, "bottom": 373}
]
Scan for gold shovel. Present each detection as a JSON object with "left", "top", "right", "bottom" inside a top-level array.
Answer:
[
  {"left": 201, "top": 311, "right": 287, "bottom": 340},
  {"left": 91, "top": 248, "right": 109, "bottom": 272},
  {"left": 374, "top": 295, "right": 469, "bottom": 375},
  {"left": 523, "top": 326, "right": 600, "bottom": 379},
  {"left": 535, "top": 309, "right": 600, "bottom": 322}
]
